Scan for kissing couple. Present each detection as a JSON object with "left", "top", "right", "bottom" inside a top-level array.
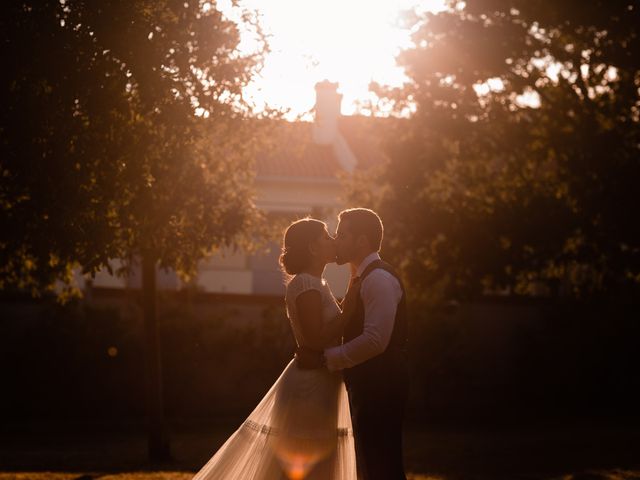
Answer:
[{"left": 193, "top": 208, "right": 409, "bottom": 480}]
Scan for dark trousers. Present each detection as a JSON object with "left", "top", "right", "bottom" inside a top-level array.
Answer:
[{"left": 346, "top": 369, "right": 409, "bottom": 480}]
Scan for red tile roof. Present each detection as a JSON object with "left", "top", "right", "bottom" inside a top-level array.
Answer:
[{"left": 255, "top": 116, "right": 389, "bottom": 179}]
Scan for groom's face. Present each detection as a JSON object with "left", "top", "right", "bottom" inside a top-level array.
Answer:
[{"left": 334, "top": 219, "right": 356, "bottom": 265}]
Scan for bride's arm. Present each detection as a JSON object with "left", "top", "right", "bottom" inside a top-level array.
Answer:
[
  {"left": 320, "top": 281, "right": 361, "bottom": 345},
  {"left": 317, "top": 308, "right": 348, "bottom": 346},
  {"left": 295, "top": 288, "right": 357, "bottom": 350}
]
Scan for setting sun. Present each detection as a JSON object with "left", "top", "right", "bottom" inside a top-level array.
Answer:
[{"left": 220, "top": 0, "right": 447, "bottom": 118}]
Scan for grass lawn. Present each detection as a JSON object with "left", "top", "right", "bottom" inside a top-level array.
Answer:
[
  {"left": 0, "top": 471, "right": 639, "bottom": 480},
  {"left": 1, "top": 421, "right": 639, "bottom": 480}
]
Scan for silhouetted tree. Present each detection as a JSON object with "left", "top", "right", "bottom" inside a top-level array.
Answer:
[
  {"left": 1, "top": 0, "right": 268, "bottom": 460},
  {"left": 358, "top": 0, "right": 640, "bottom": 303}
]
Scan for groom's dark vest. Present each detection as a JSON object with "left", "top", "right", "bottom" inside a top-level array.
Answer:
[{"left": 343, "top": 259, "right": 409, "bottom": 388}]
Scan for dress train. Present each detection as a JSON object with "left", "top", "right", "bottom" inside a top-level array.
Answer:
[{"left": 192, "top": 359, "right": 357, "bottom": 480}]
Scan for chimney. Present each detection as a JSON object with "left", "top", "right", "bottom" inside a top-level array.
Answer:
[
  {"left": 312, "top": 80, "right": 357, "bottom": 173},
  {"left": 313, "top": 80, "right": 342, "bottom": 145}
]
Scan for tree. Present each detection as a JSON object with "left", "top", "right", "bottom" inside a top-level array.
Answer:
[
  {"left": 1, "top": 0, "right": 268, "bottom": 460},
  {"left": 357, "top": 0, "right": 640, "bottom": 303}
]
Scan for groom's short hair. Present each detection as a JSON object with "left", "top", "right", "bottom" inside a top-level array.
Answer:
[{"left": 338, "top": 208, "right": 383, "bottom": 252}]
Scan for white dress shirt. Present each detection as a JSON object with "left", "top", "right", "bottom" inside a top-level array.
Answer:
[{"left": 324, "top": 252, "right": 403, "bottom": 372}]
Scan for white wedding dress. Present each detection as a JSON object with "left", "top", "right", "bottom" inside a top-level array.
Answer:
[{"left": 193, "top": 273, "right": 357, "bottom": 480}]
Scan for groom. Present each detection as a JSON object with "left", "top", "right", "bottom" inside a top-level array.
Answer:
[{"left": 298, "top": 207, "right": 409, "bottom": 480}]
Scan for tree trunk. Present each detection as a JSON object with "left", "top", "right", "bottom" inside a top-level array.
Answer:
[{"left": 142, "top": 253, "right": 171, "bottom": 462}]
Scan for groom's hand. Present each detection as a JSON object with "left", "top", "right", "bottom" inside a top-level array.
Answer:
[{"left": 295, "top": 346, "right": 324, "bottom": 370}]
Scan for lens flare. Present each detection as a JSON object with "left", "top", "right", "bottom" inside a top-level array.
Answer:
[{"left": 273, "top": 434, "right": 336, "bottom": 479}]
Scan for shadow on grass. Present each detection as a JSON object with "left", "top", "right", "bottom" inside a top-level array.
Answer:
[{"left": 1, "top": 419, "right": 639, "bottom": 480}]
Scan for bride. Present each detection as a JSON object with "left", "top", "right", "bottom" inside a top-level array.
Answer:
[{"left": 193, "top": 218, "right": 357, "bottom": 480}]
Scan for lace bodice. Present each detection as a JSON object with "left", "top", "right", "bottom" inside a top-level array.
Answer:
[{"left": 285, "top": 273, "right": 340, "bottom": 348}]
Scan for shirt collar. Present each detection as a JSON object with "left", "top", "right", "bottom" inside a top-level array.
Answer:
[{"left": 356, "top": 252, "right": 381, "bottom": 278}]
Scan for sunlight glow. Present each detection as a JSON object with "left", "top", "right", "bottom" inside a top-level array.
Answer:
[
  {"left": 473, "top": 77, "right": 505, "bottom": 96},
  {"left": 218, "top": 0, "right": 447, "bottom": 118}
]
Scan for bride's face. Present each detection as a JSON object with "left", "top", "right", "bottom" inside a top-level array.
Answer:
[{"left": 310, "top": 227, "right": 337, "bottom": 265}]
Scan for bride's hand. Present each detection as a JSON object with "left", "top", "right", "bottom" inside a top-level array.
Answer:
[
  {"left": 349, "top": 263, "right": 358, "bottom": 278},
  {"left": 341, "top": 278, "right": 361, "bottom": 318},
  {"left": 341, "top": 297, "right": 356, "bottom": 319}
]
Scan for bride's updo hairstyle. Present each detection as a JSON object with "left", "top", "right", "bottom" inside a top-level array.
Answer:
[{"left": 280, "top": 218, "right": 326, "bottom": 275}]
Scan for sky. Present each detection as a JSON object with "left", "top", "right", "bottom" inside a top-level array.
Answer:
[{"left": 216, "top": 0, "right": 448, "bottom": 119}]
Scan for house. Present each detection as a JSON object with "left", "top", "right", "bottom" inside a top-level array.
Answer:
[{"left": 89, "top": 81, "right": 388, "bottom": 298}]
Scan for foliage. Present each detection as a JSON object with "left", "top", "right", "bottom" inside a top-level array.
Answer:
[
  {"left": 0, "top": 0, "right": 269, "bottom": 299},
  {"left": 3, "top": 294, "right": 638, "bottom": 425},
  {"left": 406, "top": 296, "right": 640, "bottom": 424},
  {"left": 0, "top": 296, "right": 294, "bottom": 419},
  {"left": 357, "top": 0, "right": 640, "bottom": 303}
]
